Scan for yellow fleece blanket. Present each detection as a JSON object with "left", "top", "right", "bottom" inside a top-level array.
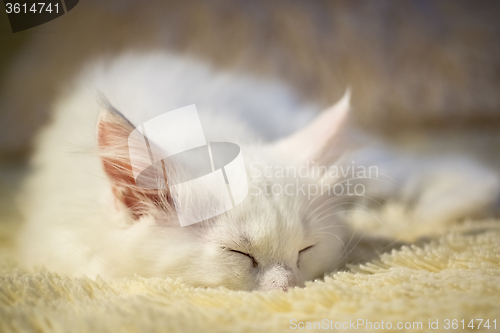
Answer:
[{"left": 1, "top": 178, "right": 499, "bottom": 332}]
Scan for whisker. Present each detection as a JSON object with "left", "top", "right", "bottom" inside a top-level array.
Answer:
[
  {"left": 308, "top": 193, "right": 386, "bottom": 223},
  {"left": 311, "top": 206, "right": 388, "bottom": 230},
  {"left": 315, "top": 230, "right": 348, "bottom": 265}
]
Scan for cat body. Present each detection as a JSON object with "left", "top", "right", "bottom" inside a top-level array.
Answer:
[
  {"left": 17, "top": 53, "right": 349, "bottom": 291},
  {"left": 17, "top": 52, "right": 500, "bottom": 291}
]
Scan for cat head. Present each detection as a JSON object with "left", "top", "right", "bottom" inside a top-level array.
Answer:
[{"left": 97, "top": 92, "right": 353, "bottom": 291}]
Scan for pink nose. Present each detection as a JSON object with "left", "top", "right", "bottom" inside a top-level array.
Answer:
[{"left": 259, "top": 264, "right": 297, "bottom": 292}]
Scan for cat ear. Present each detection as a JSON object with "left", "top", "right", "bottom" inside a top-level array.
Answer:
[
  {"left": 273, "top": 89, "right": 352, "bottom": 163},
  {"left": 97, "top": 106, "right": 169, "bottom": 219}
]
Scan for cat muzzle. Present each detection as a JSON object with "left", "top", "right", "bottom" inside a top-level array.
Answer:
[{"left": 258, "top": 263, "right": 298, "bottom": 292}]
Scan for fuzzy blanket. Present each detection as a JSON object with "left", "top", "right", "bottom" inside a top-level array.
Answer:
[{"left": 1, "top": 174, "right": 499, "bottom": 332}]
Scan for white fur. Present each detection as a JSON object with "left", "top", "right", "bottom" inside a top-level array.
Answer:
[
  {"left": 17, "top": 52, "right": 500, "bottom": 291},
  {"left": 17, "top": 53, "right": 347, "bottom": 291}
]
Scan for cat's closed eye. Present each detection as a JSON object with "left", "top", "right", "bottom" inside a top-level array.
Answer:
[
  {"left": 229, "top": 249, "right": 258, "bottom": 268},
  {"left": 299, "top": 245, "right": 314, "bottom": 254},
  {"left": 297, "top": 245, "right": 315, "bottom": 268}
]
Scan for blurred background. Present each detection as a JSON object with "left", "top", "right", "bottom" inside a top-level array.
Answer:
[{"left": 1, "top": 0, "right": 500, "bottom": 233}]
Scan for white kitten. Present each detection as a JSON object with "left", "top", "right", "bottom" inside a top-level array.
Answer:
[
  {"left": 17, "top": 53, "right": 352, "bottom": 291},
  {"left": 17, "top": 52, "right": 499, "bottom": 291}
]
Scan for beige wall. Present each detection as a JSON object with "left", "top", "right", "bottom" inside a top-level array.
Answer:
[{"left": 1, "top": 0, "right": 499, "bottom": 157}]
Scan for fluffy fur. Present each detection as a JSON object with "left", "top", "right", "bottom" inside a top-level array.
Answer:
[
  {"left": 17, "top": 53, "right": 350, "bottom": 291},
  {"left": 16, "top": 53, "right": 500, "bottom": 291}
]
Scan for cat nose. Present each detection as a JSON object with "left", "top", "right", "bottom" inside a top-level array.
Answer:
[{"left": 259, "top": 263, "right": 297, "bottom": 292}]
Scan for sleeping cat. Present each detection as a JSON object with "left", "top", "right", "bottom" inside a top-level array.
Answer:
[
  {"left": 16, "top": 53, "right": 500, "bottom": 291},
  {"left": 17, "top": 53, "right": 355, "bottom": 291}
]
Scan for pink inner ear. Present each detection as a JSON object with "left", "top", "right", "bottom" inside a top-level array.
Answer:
[
  {"left": 273, "top": 90, "right": 351, "bottom": 163},
  {"left": 97, "top": 110, "right": 166, "bottom": 219}
]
